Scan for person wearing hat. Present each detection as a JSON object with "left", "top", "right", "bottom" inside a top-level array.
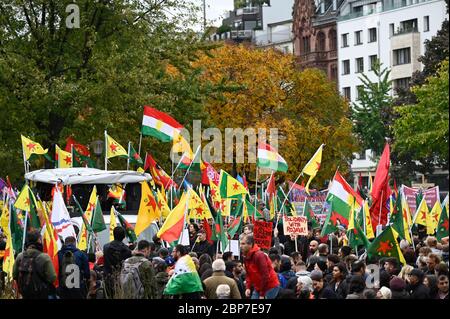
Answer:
[
  {"left": 390, "top": 277, "right": 409, "bottom": 299},
  {"left": 376, "top": 286, "right": 392, "bottom": 299},
  {"left": 310, "top": 270, "right": 337, "bottom": 299},
  {"left": 407, "top": 269, "right": 430, "bottom": 299}
]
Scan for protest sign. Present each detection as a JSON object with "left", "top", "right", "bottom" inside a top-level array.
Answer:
[
  {"left": 253, "top": 220, "right": 272, "bottom": 250},
  {"left": 283, "top": 216, "right": 308, "bottom": 236}
]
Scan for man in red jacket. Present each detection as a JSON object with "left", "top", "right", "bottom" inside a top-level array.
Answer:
[{"left": 240, "top": 234, "right": 280, "bottom": 299}]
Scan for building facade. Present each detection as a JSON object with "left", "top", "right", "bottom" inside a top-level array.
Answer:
[
  {"left": 338, "top": 0, "right": 448, "bottom": 189},
  {"left": 293, "top": 0, "right": 345, "bottom": 83},
  {"left": 253, "top": 0, "right": 295, "bottom": 54}
]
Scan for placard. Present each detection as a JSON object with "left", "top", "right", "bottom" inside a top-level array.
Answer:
[
  {"left": 253, "top": 220, "right": 273, "bottom": 250},
  {"left": 283, "top": 216, "right": 308, "bottom": 236}
]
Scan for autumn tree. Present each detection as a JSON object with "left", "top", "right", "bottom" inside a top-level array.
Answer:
[
  {"left": 195, "top": 44, "right": 356, "bottom": 189},
  {"left": 0, "top": 0, "right": 219, "bottom": 182}
]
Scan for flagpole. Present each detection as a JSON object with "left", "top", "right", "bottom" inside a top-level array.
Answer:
[
  {"left": 179, "top": 188, "right": 191, "bottom": 245},
  {"left": 138, "top": 133, "right": 143, "bottom": 157},
  {"left": 127, "top": 142, "right": 132, "bottom": 171},
  {"left": 22, "top": 211, "right": 29, "bottom": 252},
  {"left": 276, "top": 172, "right": 303, "bottom": 226},
  {"left": 22, "top": 140, "right": 28, "bottom": 174},
  {"left": 255, "top": 166, "right": 259, "bottom": 205},
  {"left": 104, "top": 130, "right": 108, "bottom": 171},
  {"left": 179, "top": 146, "right": 201, "bottom": 189}
]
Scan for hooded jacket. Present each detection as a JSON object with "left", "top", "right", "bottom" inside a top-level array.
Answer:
[
  {"left": 103, "top": 240, "right": 132, "bottom": 275},
  {"left": 244, "top": 244, "right": 279, "bottom": 297}
]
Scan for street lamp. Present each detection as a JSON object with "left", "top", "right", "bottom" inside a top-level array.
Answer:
[{"left": 91, "top": 140, "right": 104, "bottom": 169}]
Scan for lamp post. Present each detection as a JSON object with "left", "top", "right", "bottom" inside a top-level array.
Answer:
[{"left": 91, "top": 140, "right": 104, "bottom": 169}]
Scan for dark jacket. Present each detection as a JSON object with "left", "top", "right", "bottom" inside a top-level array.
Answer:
[
  {"left": 313, "top": 286, "right": 337, "bottom": 299},
  {"left": 391, "top": 290, "right": 410, "bottom": 299},
  {"left": 192, "top": 240, "right": 214, "bottom": 258},
  {"left": 103, "top": 240, "right": 132, "bottom": 275},
  {"left": 408, "top": 282, "right": 430, "bottom": 299},
  {"left": 57, "top": 244, "right": 90, "bottom": 298},
  {"left": 327, "top": 279, "right": 348, "bottom": 299}
]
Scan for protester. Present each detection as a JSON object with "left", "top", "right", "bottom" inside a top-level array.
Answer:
[
  {"left": 389, "top": 276, "right": 409, "bottom": 299},
  {"left": 345, "top": 275, "right": 366, "bottom": 299},
  {"left": 240, "top": 234, "right": 280, "bottom": 299},
  {"left": 376, "top": 286, "right": 392, "bottom": 299},
  {"left": 57, "top": 236, "right": 90, "bottom": 299},
  {"left": 310, "top": 270, "right": 337, "bottom": 299},
  {"left": 120, "top": 240, "right": 157, "bottom": 299},
  {"left": 192, "top": 229, "right": 214, "bottom": 258},
  {"left": 203, "top": 259, "right": 241, "bottom": 299},
  {"left": 216, "top": 284, "right": 231, "bottom": 299},
  {"left": 437, "top": 274, "right": 449, "bottom": 299},
  {"left": 103, "top": 226, "right": 132, "bottom": 298},
  {"left": 297, "top": 276, "right": 314, "bottom": 299},
  {"left": 153, "top": 259, "right": 169, "bottom": 299},
  {"left": 327, "top": 262, "right": 348, "bottom": 299},
  {"left": 424, "top": 274, "right": 439, "bottom": 299},
  {"left": 12, "top": 231, "right": 56, "bottom": 299},
  {"left": 407, "top": 269, "right": 430, "bottom": 299}
]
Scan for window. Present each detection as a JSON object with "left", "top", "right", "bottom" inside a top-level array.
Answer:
[
  {"left": 394, "top": 77, "right": 411, "bottom": 90},
  {"left": 368, "top": 28, "right": 377, "bottom": 42},
  {"left": 424, "top": 16, "right": 429, "bottom": 32},
  {"left": 353, "top": 5, "right": 363, "bottom": 14},
  {"left": 355, "top": 30, "right": 362, "bottom": 45},
  {"left": 389, "top": 23, "right": 395, "bottom": 37},
  {"left": 343, "top": 87, "right": 351, "bottom": 100},
  {"left": 342, "top": 60, "right": 350, "bottom": 75},
  {"left": 341, "top": 33, "right": 349, "bottom": 47},
  {"left": 400, "top": 18, "right": 418, "bottom": 33},
  {"left": 302, "top": 36, "right": 310, "bottom": 53},
  {"left": 329, "top": 29, "right": 337, "bottom": 50},
  {"left": 317, "top": 32, "right": 326, "bottom": 51},
  {"left": 355, "top": 57, "right": 364, "bottom": 73},
  {"left": 369, "top": 55, "right": 378, "bottom": 70},
  {"left": 393, "top": 48, "right": 411, "bottom": 65},
  {"left": 356, "top": 85, "right": 365, "bottom": 100}
]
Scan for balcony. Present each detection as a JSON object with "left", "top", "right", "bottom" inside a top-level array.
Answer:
[
  {"left": 299, "top": 50, "right": 337, "bottom": 62},
  {"left": 236, "top": 7, "right": 260, "bottom": 15},
  {"left": 392, "top": 26, "right": 419, "bottom": 36},
  {"left": 231, "top": 30, "right": 253, "bottom": 39}
]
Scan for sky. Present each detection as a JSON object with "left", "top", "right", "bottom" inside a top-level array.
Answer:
[{"left": 192, "top": 0, "right": 234, "bottom": 29}]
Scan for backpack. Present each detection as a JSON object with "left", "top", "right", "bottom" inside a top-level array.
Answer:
[
  {"left": 17, "top": 251, "right": 49, "bottom": 299},
  {"left": 119, "top": 257, "right": 146, "bottom": 299},
  {"left": 60, "top": 250, "right": 77, "bottom": 289}
]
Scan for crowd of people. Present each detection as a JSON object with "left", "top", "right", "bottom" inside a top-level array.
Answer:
[{"left": 2, "top": 216, "right": 448, "bottom": 300}]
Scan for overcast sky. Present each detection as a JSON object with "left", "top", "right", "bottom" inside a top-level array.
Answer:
[{"left": 192, "top": 0, "right": 234, "bottom": 29}]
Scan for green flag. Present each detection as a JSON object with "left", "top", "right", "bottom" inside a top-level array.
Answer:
[
  {"left": 367, "top": 226, "right": 406, "bottom": 265},
  {"left": 304, "top": 199, "right": 320, "bottom": 229},
  {"left": 10, "top": 206, "right": 24, "bottom": 254},
  {"left": 212, "top": 210, "right": 228, "bottom": 251},
  {"left": 116, "top": 210, "right": 138, "bottom": 243},
  {"left": 72, "top": 147, "right": 96, "bottom": 168},
  {"left": 436, "top": 195, "right": 449, "bottom": 241},
  {"left": 128, "top": 144, "right": 143, "bottom": 166},
  {"left": 91, "top": 199, "right": 106, "bottom": 233}
]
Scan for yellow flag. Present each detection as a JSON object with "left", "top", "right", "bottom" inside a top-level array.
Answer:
[
  {"left": 222, "top": 198, "right": 232, "bottom": 217},
  {"left": 2, "top": 228, "right": 14, "bottom": 279},
  {"left": 209, "top": 179, "right": 223, "bottom": 210},
  {"left": 157, "top": 188, "right": 171, "bottom": 218},
  {"left": 1, "top": 203, "right": 10, "bottom": 237},
  {"left": 106, "top": 134, "right": 128, "bottom": 159},
  {"left": 430, "top": 201, "right": 442, "bottom": 231},
  {"left": 401, "top": 195, "right": 413, "bottom": 227},
  {"left": 172, "top": 134, "right": 192, "bottom": 156},
  {"left": 188, "top": 186, "right": 212, "bottom": 219},
  {"left": 109, "top": 207, "right": 117, "bottom": 242},
  {"left": 78, "top": 186, "right": 97, "bottom": 250},
  {"left": 14, "top": 184, "right": 32, "bottom": 211},
  {"left": 413, "top": 197, "right": 428, "bottom": 227},
  {"left": 56, "top": 145, "right": 73, "bottom": 168},
  {"left": 363, "top": 201, "right": 375, "bottom": 239},
  {"left": 21, "top": 135, "right": 48, "bottom": 161},
  {"left": 135, "top": 181, "right": 160, "bottom": 236},
  {"left": 368, "top": 172, "right": 373, "bottom": 194},
  {"left": 301, "top": 144, "right": 324, "bottom": 194}
]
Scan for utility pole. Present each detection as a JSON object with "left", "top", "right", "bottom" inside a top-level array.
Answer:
[{"left": 203, "top": 0, "right": 206, "bottom": 33}]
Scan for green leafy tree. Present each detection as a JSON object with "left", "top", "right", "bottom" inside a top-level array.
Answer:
[
  {"left": 351, "top": 61, "right": 393, "bottom": 156},
  {"left": 393, "top": 60, "right": 449, "bottom": 168}
]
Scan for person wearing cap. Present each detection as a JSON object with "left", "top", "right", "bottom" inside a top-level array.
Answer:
[
  {"left": 192, "top": 229, "right": 214, "bottom": 258},
  {"left": 310, "top": 270, "right": 337, "bottom": 299},
  {"left": 390, "top": 277, "right": 409, "bottom": 299},
  {"left": 407, "top": 269, "right": 430, "bottom": 299},
  {"left": 376, "top": 286, "right": 392, "bottom": 299},
  {"left": 203, "top": 259, "right": 241, "bottom": 299}
]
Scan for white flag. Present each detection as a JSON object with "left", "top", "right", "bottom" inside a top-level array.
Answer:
[{"left": 51, "top": 189, "right": 76, "bottom": 241}]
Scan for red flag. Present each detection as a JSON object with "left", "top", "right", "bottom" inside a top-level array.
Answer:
[
  {"left": 144, "top": 153, "right": 177, "bottom": 188},
  {"left": 65, "top": 136, "right": 90, "bottom": 156},
  {"left": 369, "top": 143, "right": 391, "bottom": 229},
  {"left": 266, "top": 173, "right": 276, "bottom": 200},
  {"left": 202, "top": 218, "right": 213, "bottom": 244},
  {"left": 201, "top": 161, "right": 220, "bottom": 185},
  {"left": 242, "top": 174, "right": 248, "bottom": 190}
]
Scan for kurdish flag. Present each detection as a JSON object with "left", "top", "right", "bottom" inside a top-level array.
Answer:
[
  {"left": 326, "top": 171, "right": 363, "bottom": 226},
  {"left": 141, "top": 106, "right": 184, "bottom": 142},
  {"left": 219, "top": 170, "right": 248, "bottom": 199},
  {"left": 436, "top": 194, "right": 449, "bottom": 241},
  {"left": 163, "top": 254, "right": 203, "bottom": 295},
  {"left": 257, "top": 142, "right": 288, "bottom": 172},
  {"left": 21, "top": 135, "right": 48, "bottom": 161}
]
